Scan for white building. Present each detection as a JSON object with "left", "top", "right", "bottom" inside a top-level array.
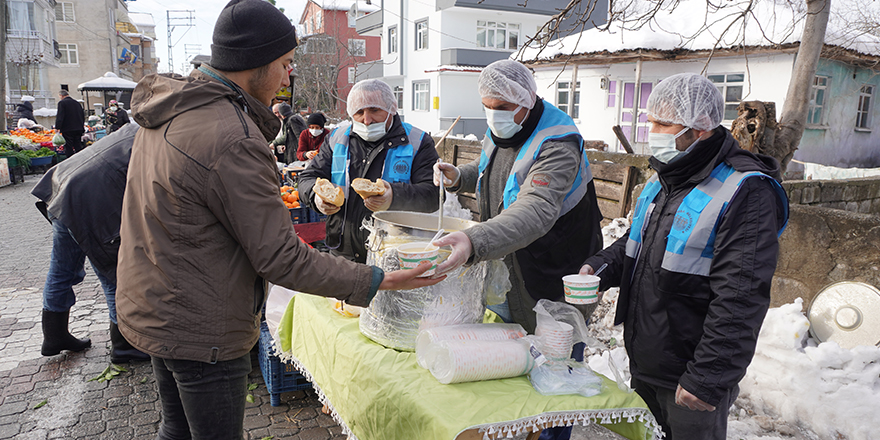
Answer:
[
  {"left": 355, "top": 0, "right": 607, "bottom": 136},
  {"left": 521, "top": 0, "right": 880, "bottom": 169},
  {"left": 5, "top": 0, "right": 59, "bottom": 110}
]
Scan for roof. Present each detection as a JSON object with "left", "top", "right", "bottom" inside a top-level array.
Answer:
[
  {"left": 520, "top": 0, "right": 880, "bottom": 63},
  {"left": 77, "top": 72, "right": 139, "bottom": 92},
  {"left": 309, "top": 0, "right": 379, "bottom": 13},
  {"left": 128, "top": 12, "right": 155, "bottom": 27}
]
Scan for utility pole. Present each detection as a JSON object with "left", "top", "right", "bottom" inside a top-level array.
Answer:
[
  {"left": 1, "top": 0, "right": 8, "bottom": 132},
  {"left": 184, "top": 43, "right": 201, "bottom": 67},
  {"left": 166, "top": 10, "right": 195, "bottom": 74}
]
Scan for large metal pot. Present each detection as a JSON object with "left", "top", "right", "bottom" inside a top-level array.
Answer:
[{"left": 360, "top": 211, "right": 489, "bottom": 351}]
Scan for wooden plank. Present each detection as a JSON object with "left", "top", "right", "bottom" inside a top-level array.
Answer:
[
  {"left": 453, "top": 144, "right": 481, "bottom": 166},
  {"left": 618, "top": 166, "right": 639, "bottom": 218},
  {"left": 596, "top": 198, "right": 620, "bottom": 220},
  {"left": 594, "top": 179, "right": 623, "bottom": 201},
  {"left": 457, "top": 193, "right": 480, "bottom": 218},
  {"left": 590, "top": 162, "right": 631, "bottom": 184}
]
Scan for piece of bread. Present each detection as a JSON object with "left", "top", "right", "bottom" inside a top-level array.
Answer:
[
  {"left": 351, "top": 178, "right": 386, "bottom": 199},
  {"left": 314, "top": 178, "right": 345, "bottom": 206}
]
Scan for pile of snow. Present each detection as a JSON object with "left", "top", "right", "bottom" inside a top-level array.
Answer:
[{"left": 584, "top": 219, "right": 880, "bottom": 440}]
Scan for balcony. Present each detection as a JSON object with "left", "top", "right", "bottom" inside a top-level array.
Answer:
[
  {"left": 6, "top": 30, "right": 58, "bottom": 67},
  {"left": 355, "top": 60, "right": 384, "bottom": 82},
  {"left": 355, "top": 10, "right": 382, "bottom": 37},
  {"left": 440, "top": 48, "right": 512, "bottom": 68}
]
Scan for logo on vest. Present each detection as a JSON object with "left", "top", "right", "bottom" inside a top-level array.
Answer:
[
  {"left": 531, "top": 173, "right": 551, "bottom": 187},
  {"left": 393, "top": 159, "right": 410, "bottom": 176},
  {"left": 672, "top": 210, "right": 694, "bottom": 233}
]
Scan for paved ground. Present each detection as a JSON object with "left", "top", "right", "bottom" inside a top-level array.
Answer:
[{"left": 0, "top": 174, "right": 620, "bottom": 440}]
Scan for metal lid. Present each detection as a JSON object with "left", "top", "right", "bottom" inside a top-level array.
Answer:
[{"left": 808, "top": 281, "right": 880, "bottom": 349}]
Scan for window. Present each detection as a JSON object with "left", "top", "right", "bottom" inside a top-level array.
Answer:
[
  {"left": 348, "top": 67, "right": 356, "bottom": 84},
  {"left": 8, "top": 2, "right": 36, "bottom": 31},
  {"left": 413, "top": 81, "right": 430, "bottom": 111},
  {"left": 388, "top": 26, "right": 398, "bottom": 53},
  {"left": 348, "top": 39, "right": 366, "bottom": 57},
  {"left": 305, "top": 37, "right": 334, "bottom": 54},
  {"left": 557, "top": 81, "right": 580, "bottom": 119},
  {"left": 55, "top": 2, "right": 75, "bottom": 23},
  {"left": 708, "top": 73, "right": 744, "bottom": 120},
  {"left": 476, "top": 21, "right": 520, "bottom": 50},
  {"left": 393, "top": 86, "right": 404, "bottom": 110},
  {"left": 58, "top": 43, "right": 78, "bottom": 65},
  {"left": 856, "top": 85, "right": 874, "bottom": 130},
  {"left": 416, "top": 19, "right": 428, "bottom": 51},
  {"left": 808, "top": 76, "right": 828, "bottom": 125},
  {"left": 606, "top": 79, "right": 617, "bottom": 108}
]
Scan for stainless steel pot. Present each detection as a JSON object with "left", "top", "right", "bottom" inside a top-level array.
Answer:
[{"left": 368, "top": 211, "right": 478, "bottom": 252}]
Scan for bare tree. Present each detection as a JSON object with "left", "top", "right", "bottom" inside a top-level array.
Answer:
[{"left": 518, "top": 0, "right": 834, "bottom": 174}]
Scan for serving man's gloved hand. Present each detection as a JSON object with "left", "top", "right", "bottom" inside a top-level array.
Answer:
[
  {"left": 432, "top": 231, "right": 472, "bottom": 276},
  {"left": 314, "top": 194, "right": 341, "bottom": 215},
  {"left": 363, "top": 180, "right": 393, "bottom": 212},
  {"left": 433, "top": 162, "right": 461, "bottom": 187}
]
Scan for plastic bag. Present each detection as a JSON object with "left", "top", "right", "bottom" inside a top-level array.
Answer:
[
  {"left": 427, "top": 338, "right": 534, "bottom": 384},
  {"left": 533, "top": 299, "right": 603, "bottom": 360},
  {"left": 52, "top": 132, "right": 66, "bottom": 146},
  {"left": 415, "top": 323, "right": 526, "bottom": 369},
  {"left": 484, "top": 259, "right": 511, "bottom": 306},
  {"left": 528, "top": 360, "right": 603, "bottom": 397}
]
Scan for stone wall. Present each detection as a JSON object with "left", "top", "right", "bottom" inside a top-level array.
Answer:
[
  {"left": 781, "top": 177, "right": 880, "bottom": 215},
  {"left": 773, "top": 204, "right": 880, "bottom": 309}
]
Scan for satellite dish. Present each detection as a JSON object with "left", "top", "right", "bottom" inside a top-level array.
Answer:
[{"left": 808, "top": 281, "right": 880, "bottom": 349}]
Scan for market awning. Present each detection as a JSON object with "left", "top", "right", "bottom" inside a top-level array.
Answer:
[{"left": 77, "top": 72, "right": 138, "bottom": 92}]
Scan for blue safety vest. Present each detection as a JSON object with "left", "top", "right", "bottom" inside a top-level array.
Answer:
[
  {"left": 477, "top": 99, "right": 592, "bottom": 216},
  {"left": 626, "top": 162, "right": 789, "bottom": 276},
  {"left": 328, "top": 121, "right": 424, "bottom": 198}
]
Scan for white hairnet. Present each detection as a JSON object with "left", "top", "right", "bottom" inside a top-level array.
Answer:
[
  {"left": 478, "top": 60, "right": 537, "bottom": 109},
  {"left": 347, "top": 79, "right": 398, "bottom": 117},
  {"left": 646, "top": 73, "right": 724, "bottom": 131}
]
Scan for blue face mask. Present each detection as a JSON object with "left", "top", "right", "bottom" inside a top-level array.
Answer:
[{"left": 648, "top": 127, "right": 690, "bottom": 163}]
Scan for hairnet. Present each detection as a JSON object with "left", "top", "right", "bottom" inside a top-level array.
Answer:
[
  {"left": 347, "top": 79, "right": 397, "bottom": 117},
  {"left": 646, "top": 73, "right": 724, "bottom": 131},
  {"left": 478, "top": 60, "right": 537, "bottom": 109}
]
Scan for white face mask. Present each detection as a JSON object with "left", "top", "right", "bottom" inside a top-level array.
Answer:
[
  {"left": 648, "top": 127, "right": 690, "bottom": 163},
  {"left": 352, "top": 113, "right": 390, "bottom": 142},
  {"left": 109, "top": 106, "right": 118, "bottom": 112},
  {"left": 309, "top": 128, "right": 323, "bottom": 137},
  {"left": 486, "top": 106, "right": 525, "bottom": 139}
]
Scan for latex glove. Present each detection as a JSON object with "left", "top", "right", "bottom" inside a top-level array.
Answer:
[
  {"left": 314, "top": 193, "right": 341, "bottom": 215},
  {"left": 433, "top": 162, "right": 461, "bottom": 187},
  {"left": 675, "top": 384, "right": 716, "bottom": 412},
  {"left": 363, "top": 180, "right": 393, "bottom": 212},
  {"left": 379, "top": 261, "right": 447, "bottom": 292},
  {"left": 306, "top": 150, "right": 318, "bottom": 159},
  {"left": 432, "top": 231, "right": 472, "bottom": 276}
]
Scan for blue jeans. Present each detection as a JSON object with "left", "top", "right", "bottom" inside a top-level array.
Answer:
[
  {"left": 487, "top": 298, "right": 513, "bottom": 323},
  {"left": 43, "top": 217, "right": 118, "bottom": 323},
  {"left": 152, "top": 354, "right": 251, "bottom": 440}
]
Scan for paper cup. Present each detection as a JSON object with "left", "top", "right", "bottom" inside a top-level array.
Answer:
[
  {"left": 397, "top": 242, "right": 439, "bottom": 277},
  {"left": 562, "top": 274, "right": 600, "bottom": 304},
  {"left": 535, "top": 321, "right": 574, "bottom": 361}
]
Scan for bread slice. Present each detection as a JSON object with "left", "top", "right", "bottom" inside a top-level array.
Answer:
[
  {"left": 351, "top": 178, "right": 386, "bottom": 199},
  {"left": 314, "top": 178, "right": 345, "bottom": 206}
]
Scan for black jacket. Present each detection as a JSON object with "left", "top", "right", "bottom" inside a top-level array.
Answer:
[
  {"left": 15, "top": 102, "right": 34, "bottom": 121},
  {"left": 106, "top": 108, "right": 131, "bottom": 133},
  {"left": 584, "top": 128, "right": 788, "bottom": 407},
  {"left": 32, "top": 124, "right": 138, "bottom": 285},
  {"left": 55, "top": 96, "right": 85, "bottom": 133},
  {"left": 299, "top": 114, "right": 440, "bottom": 262}
]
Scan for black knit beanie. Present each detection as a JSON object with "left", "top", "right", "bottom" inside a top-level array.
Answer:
[
  {"left": 307, "top": 112, "right": 326, "bottom": 127},
  {"left": 211, "top": 0, "right": 298, "bottom": 72}
]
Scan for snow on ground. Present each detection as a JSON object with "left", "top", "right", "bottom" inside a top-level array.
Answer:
[{"left": 584, "top": 219, "right": 880, "bottom": 440}]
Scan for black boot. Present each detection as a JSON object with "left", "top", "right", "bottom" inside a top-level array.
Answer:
[
  {"left": 109, "top": 322, "right": 150, "bottom": 363},
  {"left": 41, "top": 309, "right": 91, "bottom": 356}
]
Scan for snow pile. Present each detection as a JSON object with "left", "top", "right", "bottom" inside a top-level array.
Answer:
[{"left": 521, "top": 0, "right": 880, "bottom": 61}]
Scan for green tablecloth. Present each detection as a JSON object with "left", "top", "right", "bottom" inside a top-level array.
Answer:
[{"left": 276, "top": 293, "right": 659, "bottom": 440}]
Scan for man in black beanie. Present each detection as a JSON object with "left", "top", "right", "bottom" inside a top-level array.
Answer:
[{"left": 117, "top": 1, "right": 441, "bottom": 439}]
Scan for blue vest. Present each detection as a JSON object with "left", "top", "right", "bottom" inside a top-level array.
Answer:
[
  {"left": 477, "top": 99, "right": 592, "bottom": 216},
  {"left": 626, "top": 162, "right": 789, "bottom": 276},
  {"left": 328, "top": 120, "right": 424, "bottom": 197}
]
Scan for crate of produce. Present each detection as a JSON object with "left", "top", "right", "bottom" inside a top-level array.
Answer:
[
  {"left": 257, "top": 321, "right": 311, "bottom": 406},
  {"left": 289, "top": 206, "right": 311, "bottom": 224}
]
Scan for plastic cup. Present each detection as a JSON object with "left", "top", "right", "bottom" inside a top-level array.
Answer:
[
  {"left": 562, "top": 274, "right": 600, "bottom": 304},
  {"left": 397, "top": 242, "right": 439, "bottom": 277}
]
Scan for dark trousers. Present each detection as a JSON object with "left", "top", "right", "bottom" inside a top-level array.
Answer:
[
  {"left": 631, "top": 377, "right": 737, "bottom": 440},
  {"left": 152, "top": 354, "right": 251, "bottom": 440},
  {"left": 62, "top": 130, "right": 84, "bottom": 157}
]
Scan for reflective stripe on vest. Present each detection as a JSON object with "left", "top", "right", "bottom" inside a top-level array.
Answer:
[
  {"left": 477, "top": 99, "right": 593, "bottom": 216},
  {"left": 328, "top": 120, "right": 423, "bottom": 197},
  {"left": 625, "top": 162, "right": 789, "bottom": 276}
]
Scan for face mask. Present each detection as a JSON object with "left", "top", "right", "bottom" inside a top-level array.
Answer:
[
  {"left": 648, "top": 127, "right": 690, "bottom": 163},
  {"left": 309, "top": 128, "right": 323, "bottom": 137},
  {"left": 109, "top": 106, "right": 118, "bottom": 112},
  {"left": 486, "top": 106, "right": 525, "bottom": 139},
  {"left": 352, "top": 113, "right": 390, "bottom": 142}
]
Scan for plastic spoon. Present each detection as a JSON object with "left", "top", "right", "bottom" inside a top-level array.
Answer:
[
  {"left": 593, "top": 263, "right": 609, "bottom": 277},
  {"left": 430, "top": 229, "right": 445, "bottom": 247}
]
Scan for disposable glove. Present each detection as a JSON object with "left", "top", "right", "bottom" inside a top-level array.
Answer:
[
  {"left": 433, "top": 162, "right": 461, "bottom": 187},
  {"left": 432, "top": 231, "right": 472, "bottom": 276},
  {"left": 363, "top": 180, "right": 393, "bottom": 212}
]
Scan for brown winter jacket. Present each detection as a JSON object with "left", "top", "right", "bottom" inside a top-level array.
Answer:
[{"left": 117, "top": 66, "right": 377, "bottom": 363}]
